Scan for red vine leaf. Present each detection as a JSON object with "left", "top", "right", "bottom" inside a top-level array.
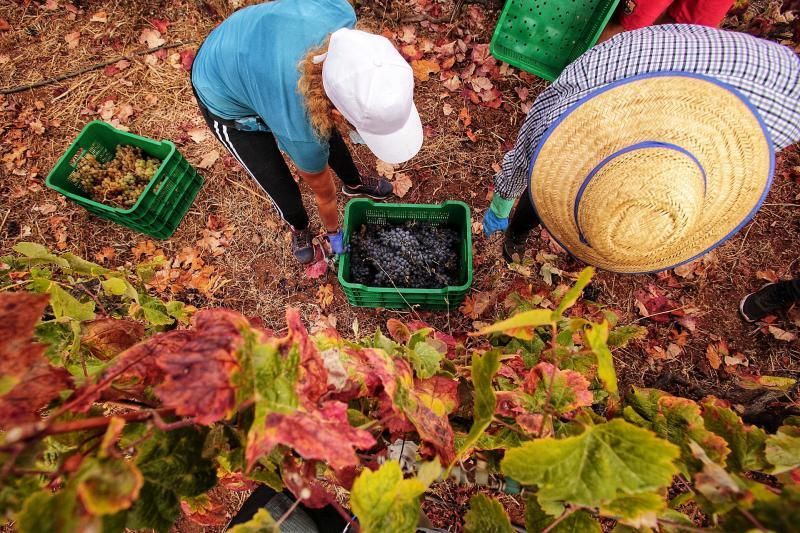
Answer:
[
  {"left": 154, "top": 309, "right": 247, "bottom": 425},
  {"left": 246, "top": 401, "right": 375, "bottom": 471},
  {"left": 282, "top": 457, "right": 333, "bottom": 509},
  {"left": 0, "top": 292, "right": 49, "bottom": 379},
  {"left": 81, "top": 318, "right": 145, "bottom": 361},
  {"left": 284, "top": 308, "right": 328, "bottom": 406},
  {"left": 180, "top": 493, "right": 228, "bottom": 527},
  {"left": 0, "top": 293, "right": 74, "bottom": 427}
]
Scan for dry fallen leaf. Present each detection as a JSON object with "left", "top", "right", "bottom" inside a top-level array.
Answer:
[
  {"left": 42, "top": 0, "right": 59, "bottom": 11},
  {"left": 398, "top": 25, "right": 417, "bottom": 44},
  {"left": 442, "top": 75, "right": 461, "bottom": 92},
  {"left": 411, "top": 59, "right": 440, "bottom": 82},
  {"left": 724, "top": 352, "right": 748, "bottom": 367},
  {"left": 768, "top": 325, "right": 797, "bottom": 342},
  {"left": 376, "top": 160, "right": 395, "bottom": 179},
  {"left": 187, "top": 127, "right": 208, "bottom": 143},
  {"left": 442, "top": 102, "right": 453, "bottom": 116},
  {"left": 90, "top": 10, "right": 108, "bottom": 23},
  {"left": 316, "top": 284, "right": 334, "bottom": 309},
  {"left": 198, "top": 150, "right": 220, "bottom": 169},
  {"left": 36, "top": 203, "right": 58, "bottom": 215},
  {"left": 393, "top": 173, "right": 412, "bottom": 198},
  {"left": 94, "top": 246, "right": 116, "bottom": 264},
  {"left": 64, "top": 31, "right": 80, "bottom": 49},
  {"left": 705, "top": 340, "right": 729, "bottom": 370},
  {"left": 29, "top": 120, "right": 45, "bottom": 135},
  {"left": 0, "top": 18, "right": 10, "bottom": 31},
  {"left": 458, "top": 107, "right": 472, "bottom": 128},
  {"left": 756, "top": 270, "right": 779, "bottom": 283},
  {"left": 138, "top": 28, "right": 165, "bottom": 49},
  {"left": 460, "top": 292, "right": 493, "bottom": 319}
]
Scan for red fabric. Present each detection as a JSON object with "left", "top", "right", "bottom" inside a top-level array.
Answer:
[{"left": 621, "top": 0, "right": 734, "bottom": 31}]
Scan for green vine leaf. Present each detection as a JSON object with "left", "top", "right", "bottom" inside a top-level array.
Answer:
[
  {"left": 624, "top": 388, "right": 730, "bottom": 474},
  {"left": 765, "top": 417, "right": 800, "bottom": 474},
  {"left": 700, "top": 397, "right": 768, "bottom": 472},
  {"left": 554, "top": 266, "right": 594, "bottom": 317},
  {"left": 583, "top": 321, "right": 618, "bottom": 398},
  {"left": 407, "top": 338, "right": 443, "bottom": 379},
  {"left": 75, "top": 457, "right": 143, "bottom": 516},
  {"left": 61, "top": 253, "right": 109, "bottom": 276},
  {"left": 525, "top": 494, "right": 600, "bottom": 533},
  {"left": 502, "top": 419, "right": 679, "bottom": 509},
  {"left": 607, "top": 325, "right": 648, "bottom": 348},
  {"left": 463, "top": 493, "right": 514, "bottom": 533},
  {"left": 351, "top": 461, "right": 432, "bottom": 533},
  {"left": 45, "top": 282, "right": 95, "bottom": 322},
  {"left": 475, "top": 309, "right": 554, "bottom": 340},
  {"left": 228, "top": 508, "right": 278, "bottom": 532},
  {"left": 455, "top": 350, "right": 500, "bottom": 462},
  {"left": 599, "top": 492, "right": 665, "bottom": 528},
  {"left": 12, "top": 242, "right": 70, "bottom": 269}
]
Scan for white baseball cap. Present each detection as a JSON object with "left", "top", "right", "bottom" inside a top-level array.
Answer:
[{"left": 321, "top": 28, "right": 423, "bottom": 164}]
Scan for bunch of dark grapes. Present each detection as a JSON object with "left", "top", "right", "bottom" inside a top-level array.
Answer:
[
  {"left": 350, "top": 221, "right": 461, "bottom": 288},
  {"left": 69, "top": 145, "right": 160, "bottom": 208}
]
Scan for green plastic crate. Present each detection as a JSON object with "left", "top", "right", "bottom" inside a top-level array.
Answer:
[
  {"left": 45, "top": 120, "right": 204, "bottom": 239},
  {"left": 338, "top": 199, "right": 473, "bottom": 310},
  {"left": 490, "top": 0, "right": 621, "bottom": 81}
]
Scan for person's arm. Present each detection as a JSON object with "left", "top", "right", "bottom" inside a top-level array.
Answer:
[{"left": 484, "top": 89, "right": 559, "bottom": 235}]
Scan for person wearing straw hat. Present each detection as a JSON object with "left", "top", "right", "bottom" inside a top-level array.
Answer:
[
  {"left": 191, "top": 0, "right": 423, "bottom": 264},
  {"left": 598, "top": 0, "right": 734, "bottom": 42},
  {"left": 483, "top": 24, "right": 800, "bottom": 273}
]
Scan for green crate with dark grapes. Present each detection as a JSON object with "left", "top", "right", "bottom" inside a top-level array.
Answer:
[
  {"left": 338, "top": 199, "right": 473, "bottom": 310},
  {"left": 46, "top": 120, "right": 204, "bottom": 239}
]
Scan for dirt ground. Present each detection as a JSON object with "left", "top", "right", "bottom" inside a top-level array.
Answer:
[{"left": 1, "top": 0, "right": 799, "bottom": 530}]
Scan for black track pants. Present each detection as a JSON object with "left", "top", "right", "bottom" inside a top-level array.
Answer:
[{"left": 198, "top": 105, "right": 361, "bottom": 231}]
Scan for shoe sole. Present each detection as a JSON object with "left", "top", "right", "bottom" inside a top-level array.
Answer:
[
  {"left": 341, "top": 187, "right": 391, "bottom": 200},
  {"left": 738, "top": 295, "right": 757, "bottom": 323}
]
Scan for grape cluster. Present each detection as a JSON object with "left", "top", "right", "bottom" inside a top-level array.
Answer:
[
  {"left": 69, "top": 145, "right": 160, "bottom": 208},
  {"left": 350, "top": 221, "right": 461, "bottom": 288}
]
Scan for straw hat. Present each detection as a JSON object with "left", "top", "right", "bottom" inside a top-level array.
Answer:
[{"left": 529, "top": 72, "right": 774, "bottom": 273}]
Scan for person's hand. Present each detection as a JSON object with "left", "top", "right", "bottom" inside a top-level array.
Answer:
[
  {"left": 483, "top": 210, "right": 508, "bottom": 236},
  {"left": 326, "top": 230, "right": 346, "bottom": 254},
  {"left": 483, "top": 194, "right": 515, "bottom": 237}
]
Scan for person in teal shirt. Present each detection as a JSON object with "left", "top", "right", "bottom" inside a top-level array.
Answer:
[{"left": 192, "top": 0, "right": 423, "bottom": 264}]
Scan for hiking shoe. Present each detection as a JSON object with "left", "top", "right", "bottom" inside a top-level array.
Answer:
[
  {"left": 342, "top": 176, "right": 393, "bottom": 200},
  {"left": 292, "top": 228, "right": 316, "bottom": 264},
  {"left": 502, "top": 231, "right": 528, "bottom": 263},
  {"left": 739, "top": 282, "right": 795, "bottom": 323}
]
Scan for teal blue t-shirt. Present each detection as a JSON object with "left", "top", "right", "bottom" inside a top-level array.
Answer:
[{"left": 191, "top": 0, "right": 356, "bottom": 172}]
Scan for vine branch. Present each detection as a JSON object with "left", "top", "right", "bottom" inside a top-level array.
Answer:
[{"left": 0, "top": 40, "right": 195, "bottom": 95}]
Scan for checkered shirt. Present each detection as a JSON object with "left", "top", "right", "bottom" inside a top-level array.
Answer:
[{"left": 494, "top": 24, "right": 800, "bottom": 200}]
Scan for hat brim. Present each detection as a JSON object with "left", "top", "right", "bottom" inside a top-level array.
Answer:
[
  {"left": 357, "top": 104, "right": 423, "bottom": 165},
  {"left": 528, "top": 72, "right": 774, "bottom": 274}
]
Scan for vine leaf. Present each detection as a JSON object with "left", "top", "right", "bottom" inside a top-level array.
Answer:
[
  {"left": 584, "top": 321, "right": 618, "bottom": 399},
  {"left": 351, "top": 461, "right": 433, "bottom": 533},
  {"left": 12, "top": 241, "right": 69, "bottom": 268},
  {"left": 463, "top": 494, "right": 514, "bottom": 533},
  {"left": 179, "top": 492, "right": 228, "bottom": 527},
  {"left": 765, "top": 417, "right": 800, "bottom": 474},
  {"left": 554, "top": 266, "right": 594, "bottom": 317},
  {"left": 523, "top": 362, "right": 593, "bottom": 415},
  {"left": 228, "top": 508, "right": 278, "bottom": 532},
  {"left": 414, "top": 376, "right": 459, "bottom": 417},
  {"left": 474, "top": 309, "right": 553, "bottom": 340},
  {"left": 76, "top": 458, "right": 143, "bottom": 516},
  {"left": 501, "top": 419, "right": 679, "bottom": 509},
  {"left": 0, "top": 292, "right": 73, "bottom": 427},
  {"left": 599, "top": 492, "right": 665, "bottom": 528},
  {"left": 623, "top": 387, "right": 730, "bottom": 474},
  {"left": 359, "top": 348, "right": 455, "bottom": 464},
  {"left": 0, "top": 292, "right": 50, "bottom": 388},
  {"left": 525, "top": 494, "right": 601, "bottom": 533},
  {"left": 81, "top": 318, "right": 144, "bottom": 361},
  {"left": 128, "top": 427, "right": 217, "bottom": 531},
  {"left": 455, "top": 351, "right": 500, "bottom": 462},
  {"left": 700, "top": 397, "right": 768, "bottom": 472},
  {"left": 246, "top": 401, "right": 375, "bottom": 472}
]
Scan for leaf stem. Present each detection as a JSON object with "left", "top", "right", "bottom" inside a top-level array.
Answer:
[{"left": 541, "top": 506, "right": 577, "bottom": 533}]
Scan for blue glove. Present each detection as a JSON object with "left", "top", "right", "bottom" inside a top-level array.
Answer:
[
  {"left": 483, "top": 209, "right": 509, "bottom": 236},
  {"left": 326, "top": 230, "right": 346, "bottom": 254}
]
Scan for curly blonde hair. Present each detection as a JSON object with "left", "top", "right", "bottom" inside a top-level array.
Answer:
[{"left": 298, "top": 40, "right": 349, "bottom": 139}]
